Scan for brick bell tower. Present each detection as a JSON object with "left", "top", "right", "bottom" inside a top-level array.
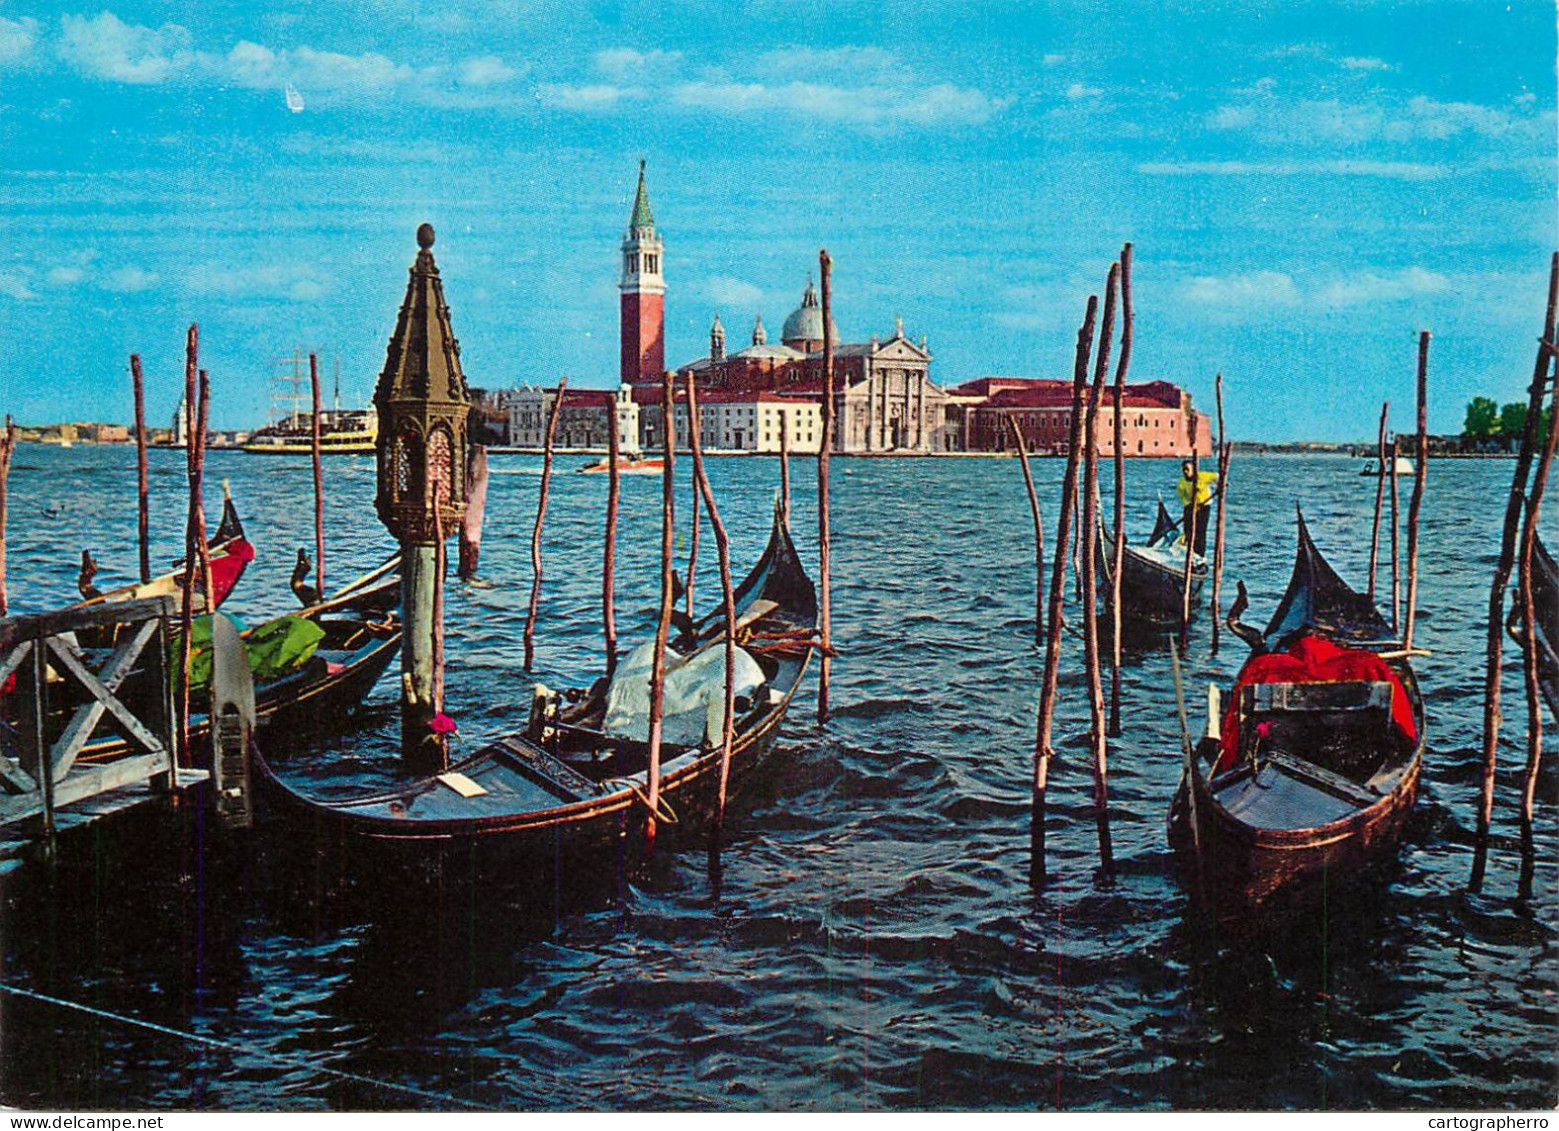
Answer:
[{"left": 620, "top": 159, "right": 665, "bottom": 385}]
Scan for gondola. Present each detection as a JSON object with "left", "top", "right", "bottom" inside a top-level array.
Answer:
[
  {"left": 252, "top": 505, "right": 816, "bottom": 863},
  {"left": 1507, "top": 532, "right": 1558, "bottom": 720},
  {"left": 1099, "top": 499, "right": 1208, "bottom": 629},
  {"left": 72, "top": 489, "right": 255, "bottom": 614},
  {"left": 76, "top": 554, "right": 402, "bottom": 762},
  {"left": 1168, "top": 509, "right": 1426, "bottom": 924}
]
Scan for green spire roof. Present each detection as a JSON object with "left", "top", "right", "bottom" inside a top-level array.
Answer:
[{"left": 629, "top": 159, "right": 654, "bottom": 229}]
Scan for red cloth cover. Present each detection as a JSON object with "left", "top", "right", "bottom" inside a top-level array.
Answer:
[
  {"left": 208, "top": 539, "right": 255, "bottom": 608},
  {"left": 1216, "top": 632, "right": 1417, "bottom": 774}
]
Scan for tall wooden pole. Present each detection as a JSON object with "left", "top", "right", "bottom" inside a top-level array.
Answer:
[
  {"left": 431, "top": 507, "right": 449, "bottom": 768},
  {"left": 1368, "top": 402, "right": 1389, "bottom": 602},
  {"left": 1006, "top": 416, "right": 1044, "bottom": 646},
  {"left": 1081, "top": 264, "right": 1118, "bottom": 872},
  {"left": 177, "top": 326, "right": 199, "bottom": 767},
  {"left": 1389, "top": 432, "right": 1402, "bottom": 637},
  {"left": 0, "top": 416, "right": 15, "bottom": 617},
  {"left": 1518, "top": 370, "right": 1558, "bottom": 829},
  {"left": 1404, "top": 333, "right": 1429, "bottom": 650},
  {"left": 817, "top": 249, "right": 835, "bottom": 724},
  {"left": 458, "top": 444, "right": 489, "bottom": 581},
  {"left": 603, "top": 397, "right": 622, "bottom": 677},
  {"left": 131, "top": 355, "right": 151, "bottom": 583},
  {"left": 1473, "top": 252, "right": 1559, "bottom": 891},
  {"left": 194, "top": 371, "right": 215, "bottom": 613},
  {"left": 523, "top": 379, "right": 566, "bottom": 670},
  {"left": 779, "top": 410, "right": 791, "bottom": 526},
  {"left": 1180, "top": 427, "right": 1199, "bottom": 642},
  {"left": 1209, "top": 374, "right": 1228, "bottom": 656},
  {"left": 1108, "top": 243, "right": 1132, "bottom": 736},
  {"left": 1032, "top": 294, "right": 1098, "bottom": 886},
  {"left": 309, "top": 353, "right": 326, "bottom": 600},
  {"left": 686, "top": 442, "right": 701, "bottom": 619},
  {"left": 687, "top": 374, "right": 738, "bottom": 848},
  {"left": 646, "top": 371, "right": 678, "bottom": 847}
]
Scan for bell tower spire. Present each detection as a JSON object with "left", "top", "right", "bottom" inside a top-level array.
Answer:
[{"left": 620, "top": 159, "right": 665, "bottom": 385}]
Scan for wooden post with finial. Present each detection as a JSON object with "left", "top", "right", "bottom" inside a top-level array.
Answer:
[
  {"left": 1404, "top": 333, "right": 1429, "bottom": 651},
  {"left": 1368, "top": 402, "right": 1389, "bottom": 602},
  {"left": 1473, "top": 251, "right": 1559, "bottom": 892},
  {"left": 524, "top": 379, "right": 566, "bottom": 670},
  {"left": 1032, "top": 294, "right": 1098, "bottom": 886},
  {"left": 686, "top": 374, "right": 738, "bottom": 851},
  {"left": 309, "top": 353, "right": 326, "bottom": 600},
  {"left": 1006, "top": 417, "right": 1044, "bottom": 646},
  {"left": 131, "top": 354, "right": 151, "bottom": 583},
  {"left": 1108, "top": 243, "right": 1132, "bottom": 736},
  {"left": 645, "top": 370, "right": 678, "bottom": 848},
  {"left": 1081, "top": 263, "right": 1118, "bottom": 872},
  {"left": 603, "top": 388, "right": 622, "bottom": 677},
  {"left": 1209, "top": 373, "right": 1229, "bottom": 656},
  {"left": 817, "top": 249, "right": 835, "bottom": 724},
  {"left": 0, "top": 415, "right": 15, "bottom": 617},
  {"left": 371, "top": 223, "right": 472, "bottom": 765}
]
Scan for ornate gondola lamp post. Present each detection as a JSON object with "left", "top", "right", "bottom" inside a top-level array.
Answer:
[{"left": 373, "top": 223, "right": 471, "bottom": 763}]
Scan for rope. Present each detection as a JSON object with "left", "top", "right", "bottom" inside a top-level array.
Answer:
[
  {"left": 615, "top": 779, "right": 680, "bottom": 825},
  {"left": 0, "top": 982, "right": 490, "bottom": 1110}
]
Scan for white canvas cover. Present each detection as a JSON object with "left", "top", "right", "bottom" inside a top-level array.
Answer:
[{"left": 604, "top": 639, "right": 766, "bottom": 747}]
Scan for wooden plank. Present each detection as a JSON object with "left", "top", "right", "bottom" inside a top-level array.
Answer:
[
  {"left": 44, "top": 638, "right": 166, "bottom": 759},
  {"left": 0, "top": 753, "right": 169, "bottom": 825},
  {"left": 1262, "top": 749, "right": 1381, "bottom": 806},
  {"left": 1247, "top": 680, "right": 1392, "bottom": 714},
  {"left": 0, "top": 756, "right": 36, "bottom": 794},
  {"left": 48, "top": 617, "right": 159, "bottom": 780},
  {"left": 0, "top": 639, "right": 31, "bottom": 689},
  {"left": 0, "top": 596, "right": 176, "bottom": 649}
]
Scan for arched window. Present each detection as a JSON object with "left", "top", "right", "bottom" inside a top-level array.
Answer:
[{"left": 427, "top": 426, "right": 454, "bottom": 509}]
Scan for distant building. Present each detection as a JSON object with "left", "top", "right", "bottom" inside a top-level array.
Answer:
[
  {"left": 639, "top": 389, "right": 822, "bottom": 454},
  {"left": 506, "top": 385, "right": 639, "bottom": 452},
  {"left": 952, "top": 377, "right": 1212, "bottom": 457},
  {"left": 620, "top": 160, "right": 665, "bottom": 386}
]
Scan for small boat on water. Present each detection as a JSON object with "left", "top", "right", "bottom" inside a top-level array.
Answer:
[
  {"left": 577, "top": 451, "right": 664, "bottom": 476},
  {"left": 1169, "top": 509, "right": 1426, "bottom": 925},
  {"left": 242, "top": 354, "right": 376, "bottom": 455},
  {"left": 1359, "top": 456, "right": 1414, "bottom": 476},
  {"left": 1507, "top": 532, "right": 1558, "bottom": 720},
  {"left": 253, "top": 505, "right": 816, "bottom": 863},
  {"left": 1099, "top": 499, "right": 1207, "bottom": 629}
]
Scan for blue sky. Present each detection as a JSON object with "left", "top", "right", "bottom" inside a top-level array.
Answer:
[{"left": 0, "top": 0, "right": 1553, "bottom": 440}]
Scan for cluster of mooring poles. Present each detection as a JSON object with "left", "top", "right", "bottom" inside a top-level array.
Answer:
[
  {"left": 1474, "top": 252, "right": 1559, "bottom": 897},
  {"left": 516, "top": 242, "right": 840, "bottom": 859}
]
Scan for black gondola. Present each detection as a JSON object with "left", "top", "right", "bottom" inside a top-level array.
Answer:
[
  {"left": 1169, "top": 509, "right": 1426, "bottom": 923},
  {"left": 252, "top": 506, "right": 816, "bottom": 862},
  {"left": 1100, "top": 499, "right": 1207, "bottom": 629}
]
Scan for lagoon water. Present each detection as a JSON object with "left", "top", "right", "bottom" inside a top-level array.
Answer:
[{"left": 1, "top": 444, "right": 1555, "bottom": 1110}]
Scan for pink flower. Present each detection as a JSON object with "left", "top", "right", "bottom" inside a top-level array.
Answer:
[
  {"left": 430, "top": 713, "right": 458, "bottom": 735},
  {"left": 1254, "top": 721, "right": 1274, "bottom": 740}
]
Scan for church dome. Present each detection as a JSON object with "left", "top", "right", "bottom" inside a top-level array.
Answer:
[{"left": 781, "top": 281, "right": 839, "bottom": 349}]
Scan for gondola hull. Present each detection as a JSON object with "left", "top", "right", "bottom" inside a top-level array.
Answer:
[{"left": 1100, "top": 524, "right": 1206, "bottom": 629}]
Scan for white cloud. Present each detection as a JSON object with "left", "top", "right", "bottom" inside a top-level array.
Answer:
[
  {"left": 1340, "top": 55, "right": 1391, "bottom": 72},
  {"left": 183, "top": 262, "right": 327, "bottom": 302},
  {"left": 703, "top": 276, "right": 765, "bottom": 309},
  {"left": 1065, "top": 82, "right": 1102, "bottom": 100},
  {"left": 754, "top": 45, "right": 901, "bottom": 79},
  {"left": 594, "top": 47, "right": 681, "bottom": 83},
  {"left": 59, "top": 12, "right": 198, "bottom": 83},
  {"left": 457, "top": 55, "right": 517, "bottom": 87},
  {"left": 1314, "top": 267, "right": 1449, "bottom": 307},
  {"left": 0, "top": 15, "right": 38, "bottom": 66},
  {"left": 1183, "top": 271, "right": 1301, "bottom": 308},
  {"left": 1138, "top": 159, "right": 1444, "bottom": 180},
  {"left": 670, "top": 79, "right": 1006, "bottom": 128},
  {"left": 1206, "top": 105, "right": 1255, "bottom": 129},
  {"left": 1042, "top": 53, "right": 1066, "bottom": 67},
  {"left": 101, "top": 266, "right": 158, "bottom": 292},
  {"left": 45, "top": 266, "right": 85, "bottom": 285},
  {"left": 0, "top": 271, "right": 36, "bottom": 300},
  {"left": 538, "top": 82, "right": 624, "bottom": 109}
]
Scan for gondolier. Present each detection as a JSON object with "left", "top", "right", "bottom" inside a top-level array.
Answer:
[{"left": 1177, "top": 460, "right": 1219, "bottom": 556}]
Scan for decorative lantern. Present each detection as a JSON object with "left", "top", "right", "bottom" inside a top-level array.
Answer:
[{"left": 374, "top": 223, "right": 472, "bottom": 545}]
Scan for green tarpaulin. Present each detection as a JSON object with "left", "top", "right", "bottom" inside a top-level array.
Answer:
[{"left": 181, "top": 614, "right": 325, "bottom": 691}]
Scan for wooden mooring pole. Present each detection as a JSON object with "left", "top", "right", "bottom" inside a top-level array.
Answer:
[
  {"left": 1472, "top": 251, "right": 1559, "bottom": 892},
  {"left": 1518, "top": 364, "right": 1558, "bottom": 842},
  {"left": 1031, "top": 294, "right": 1097, "bottom": 886},
  {"left": 309, "top": 353, "right": 326, "bottom": 600},
  {"left": 1389, "top": 431, "right": 1401, "bottom": 637},
  {"left": 817, "top": 249, "right": 835, "bottom": 725},
  {"left": 645, "top": 370, "right": 677, "bottom": 848},
  {"left": 1007, "top": 416, "right": 1044, "bottom": 646},
  {"left": 603, "top": 395, "right": 621, "bottom": 678},
  {"left": 1180, "top": 439, "right": 1199, "bottom": 646},
  {"left": 523, "top": 378, "right": 566, "bottom": 670},
  {"left": 458, "top": 444, "right": 489, "bottom": 581},
  {"left": 131, "top": 355, "right": 151, "bottom": 583},
  {"left": 1368, "top": 402, "right": 1389, "bottom": 603},
  {"left": 1209, "top": 374, "right": 1229, "bottom": 656},
  {"left": 1081, "top": 263, "right": 1118, "bottom": 873},
  {"left": 1108, "top": 242, "right": 1132, "bottom": 736},
  {"left": 0, "top": 415, "right": 14, "bottom": 617},
  {"left": 686, "top": 375, "right": 738, "bottom": 852},
  {"left": 686, "top": 444, "right": 700, "bottom": 620},
  {"left": 779, "top": 411, "right": 791, "bottom": 526},
  {"left": 176, "top": 326, "right": 199, "bottom": 766},
  {"left": 1404, "top": 333, "right": 1429, "bottom": 651}
]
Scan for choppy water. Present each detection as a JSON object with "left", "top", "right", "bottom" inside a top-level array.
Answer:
[{"left": 1, "top": 444, "right": 1555, "bottom": 1111}]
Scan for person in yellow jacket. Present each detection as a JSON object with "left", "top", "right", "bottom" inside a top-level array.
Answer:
[{"left": 1177, "top": 458, "right": 1219, "bottom": 556}]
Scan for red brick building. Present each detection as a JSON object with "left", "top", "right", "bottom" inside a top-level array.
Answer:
[
  {"left": 620, "top": 160, "right": 665, "bottom": 385},
  {"left": 951, "top": 377, "right": 1212, "bottom": 457}
]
